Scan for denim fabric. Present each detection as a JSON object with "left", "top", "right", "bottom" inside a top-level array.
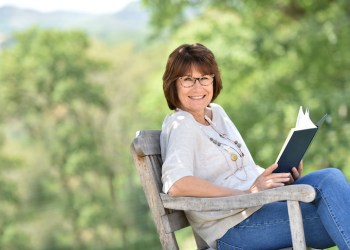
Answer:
[{"left": 217, "top": 168, "right": 350, "bottom": 250}]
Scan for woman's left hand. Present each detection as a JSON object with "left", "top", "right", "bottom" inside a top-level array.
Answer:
[{"left": 287, "top": 161, "right": 303, "bottom": 185}]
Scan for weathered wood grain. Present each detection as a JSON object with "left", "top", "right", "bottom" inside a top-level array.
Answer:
[{"left": 131, "top": 130, "right": 317, "bottom": 250}]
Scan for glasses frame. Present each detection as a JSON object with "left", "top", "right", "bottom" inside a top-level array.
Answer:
[{"left": 177, "top": 74, "right": 215, "bottom": 88}]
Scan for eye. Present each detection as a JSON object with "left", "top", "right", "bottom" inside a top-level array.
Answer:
[
  {"left": 200, "top": 76, "right": 209, "bottom": 80},
  {"left": 183, "top": 76, "right": 194, "bottom": 81}
]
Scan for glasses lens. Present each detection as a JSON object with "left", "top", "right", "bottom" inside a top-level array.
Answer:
[
  {"left": 179, "top": 74, "right": 214, "bottom": 87},
  {"left": 199, "top": 75, "right": 213, "bottom": 86},
  {"left": 181, "top": 76, "right": 195, "bottom": 87}
]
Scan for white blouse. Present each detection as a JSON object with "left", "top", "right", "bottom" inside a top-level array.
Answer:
[{"left": 160, "top": 103, "right": 264, "bottom": 249}]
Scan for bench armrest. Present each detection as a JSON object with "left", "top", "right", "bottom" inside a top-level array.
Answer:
[{"left": 160, "top": 184, "right": 315, "bottom": 211}]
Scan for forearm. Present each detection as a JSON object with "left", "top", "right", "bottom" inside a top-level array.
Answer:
[{"left": 167, "top": 176, "right": 246, "bottom": 197}]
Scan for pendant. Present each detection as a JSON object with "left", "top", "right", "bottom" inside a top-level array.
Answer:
[
  {"left": 234, "top": 141, "right": 241, "bottom": 148},
  {"left": 231, "top": 154, "right": 238, "bottom": 161}
]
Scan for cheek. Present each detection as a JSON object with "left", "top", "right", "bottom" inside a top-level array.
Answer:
[
  {"left": 175, "top": 83, "right": 186, "bottom": 103},
  {"left": 178, "top": 90, "right": 189, "bottom": 104},
  {"left": 208, "top": 87, "right": 214, "bottom": 99},
  {"left": 175, "top": 83, "right": 182, "bottom": 97}
]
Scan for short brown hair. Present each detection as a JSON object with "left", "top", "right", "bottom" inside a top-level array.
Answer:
[{"left": 163, "top": 43, "right": 222, "bottom": 110}]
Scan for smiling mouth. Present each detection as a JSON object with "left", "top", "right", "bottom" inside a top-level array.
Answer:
[{"left": 189, "top": 95, "right": 205, "bottom": 100}]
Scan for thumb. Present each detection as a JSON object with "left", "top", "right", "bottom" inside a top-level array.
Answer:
[{"left": 263, "top": 163, "right": 278, "bottom": 176}]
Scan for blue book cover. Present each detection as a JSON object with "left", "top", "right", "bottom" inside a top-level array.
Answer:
[{"left": 273, "top": 107, "right": 327, "bottom": 173}]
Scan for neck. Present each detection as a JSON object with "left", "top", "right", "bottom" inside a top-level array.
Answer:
[
  {"left": 190, "top": 111, "right": 205, "bottom": 125},
  {"left": 194, "top": 108, "right": 212, "bottom": 125},
  {"left": 176, "top": 107, "right": 212, "bottom": 125}
]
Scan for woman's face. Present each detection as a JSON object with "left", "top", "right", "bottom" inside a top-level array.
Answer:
[{"left": 176, "top": 66, "right": 213, "bottom": 116}]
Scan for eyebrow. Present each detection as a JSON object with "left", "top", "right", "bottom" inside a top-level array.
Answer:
[{"left": 182, "top": 73, "right": 209, "bottom": 77}]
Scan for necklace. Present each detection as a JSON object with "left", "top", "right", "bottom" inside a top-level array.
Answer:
[
  {"left": 202, "top": 115, "right": 248, "bottom": 180},
  {"left": 204, "top": 115, "right": 245, "bottom": 160},
  {"left": 209, "top": 138, "right": 242, "bottom": 163}
]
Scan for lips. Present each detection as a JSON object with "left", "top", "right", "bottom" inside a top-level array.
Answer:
[{"left": 189, "top": 95, "right": 205, "bottom": 100}]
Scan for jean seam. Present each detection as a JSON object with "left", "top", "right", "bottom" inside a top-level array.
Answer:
[
  {"left": 217, "top": 239, "right": 243, "bottom": 250},
  {"left": 315, "top": 186, "right": 350, "bottom": 249},
  {"left": 234, "top": 219, "right": 290, "bottom": 228}
]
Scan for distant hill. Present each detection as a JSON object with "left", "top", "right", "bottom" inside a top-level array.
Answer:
[{"left": 0, "top": 1, "right": 149, "bottom": 45}]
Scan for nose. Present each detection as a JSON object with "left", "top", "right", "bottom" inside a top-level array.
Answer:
[
  {"left": 192, "top": 79, "right": 201, "bottom": 88},
  {"left": 193, "top": 78, "right": 203, "bottom": 87}
]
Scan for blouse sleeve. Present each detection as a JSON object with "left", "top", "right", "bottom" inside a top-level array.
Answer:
[{"left": 160, "top": 113, "right": 199, "bottom": 194}]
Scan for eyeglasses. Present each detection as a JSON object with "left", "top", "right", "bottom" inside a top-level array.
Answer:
[{"left": 178, "top": 74, "right": 215, "bottom": 88}]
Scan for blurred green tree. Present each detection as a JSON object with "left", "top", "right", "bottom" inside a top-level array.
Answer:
[
  {"left": 0, "top": 27, "right": 163, "bottom": 249},
  {"left": 0, "top": 27, "right": 110, "bottom": 249},
  {"left": 0, "top": 28, "right": 163, "bottom": 249}
]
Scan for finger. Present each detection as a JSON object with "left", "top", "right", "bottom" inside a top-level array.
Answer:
[
  {"left": 273, "top": 172, "right": 291, "bottom": 178},
  {"left": 288, "top": 174, "right": 295, "bottom": 184},
  {"left": 267, "top": 181, "right": 286, "bottom": 188},
  {"left": 288, "top": 169, "right": 298, "bottom": 183},
  {"left": 265, "top": 176, "right": 290, "bottom": 187},
  {"left": 263, "top": 163, "right": 278, "bottom": 176},
  {"left": 298, "top": 161, "right": 303, "bottom": 172},
  {"left": 267, "top": 177, "right": 291, "bottom": 184},
  {"left": 291, "top": 167, "right": 299, "bottom": 178}
]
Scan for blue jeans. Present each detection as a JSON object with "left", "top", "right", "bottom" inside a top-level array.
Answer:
[{"left": 217, "top": 168, "right": 350, "bottom": 250}]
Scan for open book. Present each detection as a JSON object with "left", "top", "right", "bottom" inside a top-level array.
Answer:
[{"left": 273, "top": 107, "right": 328, "bottom": 173}]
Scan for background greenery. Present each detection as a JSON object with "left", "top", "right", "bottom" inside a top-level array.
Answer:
[{"left": 0, "top": 0, "right": 349, "bottom": 249}]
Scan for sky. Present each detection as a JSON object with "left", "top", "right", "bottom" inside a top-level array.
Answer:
[{"left": 0, "top": 0, "right": 138, "bottom": 14}]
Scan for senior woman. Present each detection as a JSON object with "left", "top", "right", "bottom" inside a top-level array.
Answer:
[{"left": 160, "top": 43, "right": 350, "bottom": 250}]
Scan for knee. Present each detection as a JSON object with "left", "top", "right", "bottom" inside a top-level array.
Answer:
[
  {"left": 318, "top": 167, "right": 342, "bottom": 177},
  {"left": 317, "top": 168, "right": 346, "bottom": 185}
]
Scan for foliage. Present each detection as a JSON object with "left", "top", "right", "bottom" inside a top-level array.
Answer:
[
  {"left": 0, "top": 1, "right": 349, "bottom": 249},
  {"left": 0, "top": 28, "right": 160, "bottom": 249}
]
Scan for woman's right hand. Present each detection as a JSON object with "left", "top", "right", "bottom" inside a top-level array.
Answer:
[{"left": 248, "top": 164, "right": 291, "bottom": 193}]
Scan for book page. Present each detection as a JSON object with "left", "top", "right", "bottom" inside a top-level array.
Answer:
[
  {"left": 295, "top": 106, "right": 316, "bottom": 130},
  {"left": 275, "top": 106, "right": 316, "bottom": 163}
]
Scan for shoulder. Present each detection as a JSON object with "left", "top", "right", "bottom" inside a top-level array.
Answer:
[
  {"left": 210, "top": 103, "right": 230, "bottom": 119},
  {"left": 161, "top": 110, "right": 199, "bottom": 138},
  {"left": 160, "top": 110, "right": 202, "bottom": 158},
  {"left": 210, "top": 103, "right": 240, "bottom": 130},
  {"left": 162, "top": 110, "right": 196, "bottom": 129}
]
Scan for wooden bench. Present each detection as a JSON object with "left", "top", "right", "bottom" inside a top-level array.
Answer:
[{"left": 131, "top": 130, "right": 317, "bottom": 250}]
